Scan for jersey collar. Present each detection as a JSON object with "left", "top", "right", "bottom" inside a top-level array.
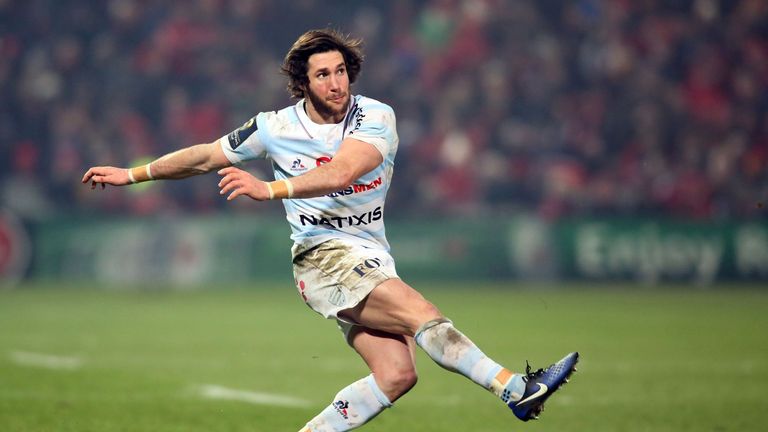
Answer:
[{"left": 294, "top": 96, "right": 356, "bottom": 139}]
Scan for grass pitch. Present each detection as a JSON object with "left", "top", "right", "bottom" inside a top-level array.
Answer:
[{"left": 1, "top": 282, "right": 766, "bottom": 431}]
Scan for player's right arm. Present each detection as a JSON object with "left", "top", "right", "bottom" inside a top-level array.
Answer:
[{"left": 81, "top": 142, "right": 231, "bottom": 189}]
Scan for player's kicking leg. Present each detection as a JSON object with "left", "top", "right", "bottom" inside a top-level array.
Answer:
[
  {"left": 299, "top": 327, "right": 417, "bottom": 432},
  {"left": 341, "top": 278, "right": 579, "bottom": 422},
  {"left": 508, "top": 351, "right": 579, "bottom": 421}
]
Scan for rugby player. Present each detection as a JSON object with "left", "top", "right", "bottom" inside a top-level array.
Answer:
[{"left": 82, "top": 28, "right": 578, "bottom": 431}]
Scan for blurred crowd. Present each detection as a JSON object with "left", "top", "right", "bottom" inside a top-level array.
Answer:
[{"left": 1, "top": 0, "right": 767, "bottom": 221}]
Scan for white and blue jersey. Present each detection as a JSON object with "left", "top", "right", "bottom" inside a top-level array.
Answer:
[{"left": 218, "top": 95, "right": 398, "bottom": 256}]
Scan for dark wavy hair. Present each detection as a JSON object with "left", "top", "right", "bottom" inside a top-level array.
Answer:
[{"left": 281, "top": 28, "right": 364, "bottom": 99}]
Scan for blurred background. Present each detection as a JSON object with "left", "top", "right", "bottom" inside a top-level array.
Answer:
[{"left": 1, "top": 0, "right": 767, "bottom": 286}]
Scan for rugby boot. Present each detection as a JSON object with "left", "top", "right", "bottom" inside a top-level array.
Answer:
[{"left": 510, "top": 351, "right": 579, "bottom": 421}]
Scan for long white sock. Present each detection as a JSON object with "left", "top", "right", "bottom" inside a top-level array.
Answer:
[
  {"left": 414, "top": 318, "right": 525, "bottom": 403},
  {"left": 301, "top": 374, "right": 392, "bottom": 432}
]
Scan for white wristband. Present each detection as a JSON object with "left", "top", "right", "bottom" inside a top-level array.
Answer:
[
  {"left": 145, "top": 164, "right": 154, "bottom": 180},
  {"left": 127, "top": 168, "right": 136, "bottom": 184},
  {"left": 285, "top": 179, "right": 294, "bottom": 198},
  {"left": 266, "top": 182, "right": 275, "bottom": 200}
]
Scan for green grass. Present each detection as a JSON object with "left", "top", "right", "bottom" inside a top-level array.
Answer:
[{"left": 1, "top": 283, "right": 767, "bottom": 431}]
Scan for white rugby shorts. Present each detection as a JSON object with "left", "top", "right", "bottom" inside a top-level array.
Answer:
[{"left": 292, "top": 239, "right": 399, "bottom": 339}]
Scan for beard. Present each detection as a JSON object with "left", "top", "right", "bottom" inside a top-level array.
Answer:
[{"left": 306, "top": 87, "right": 349, "bottom": 121}]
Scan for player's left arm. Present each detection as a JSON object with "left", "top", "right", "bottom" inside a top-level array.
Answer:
[{"left": 217, "top": 137, "right": 382, "bottom": 201}]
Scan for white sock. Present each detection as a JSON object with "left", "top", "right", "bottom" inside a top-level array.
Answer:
[
  {"left": 414, "top": 319, "right": 525, "bottom": 402},
  {"left": 302, "top": 374, "right": 392, "bottom": 432}
]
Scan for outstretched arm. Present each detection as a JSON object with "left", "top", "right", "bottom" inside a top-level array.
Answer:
[
  {"left": 217, "top": 137, "right": 383, "bottom": 201},
  {"left": 81, "top": 142, "right": 232, "bottom": 189}
]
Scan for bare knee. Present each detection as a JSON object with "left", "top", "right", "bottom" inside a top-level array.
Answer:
[
  {"left": 421, "top": 301, "right": 442, "bottom": 321},
  {"left": 375, "top": 366, "right": 418, "bottom": 401},
  {"left": 407, "top": 301, "right": 442, "bottom": 336}
]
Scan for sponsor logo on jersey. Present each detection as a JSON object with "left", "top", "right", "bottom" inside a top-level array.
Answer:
[
  {"left": 227, "top": 117, "right": 258, "bottom": 150},
  {"left": 298, "top": 207, "right": 383, "bottom": 229},
  {"left": 326, "top": 177, "right": 383, "bottom": 198},
  {"left": 290, "top": 158, "right": 307, "bottom": 172},
  {"left": 353, "top": 257, "right": 382, "bottom": 276},
  {"left": 346, "top": 103, "right": 365, "bottom": 135},
  {"left": 313, "top": 155, "right": 384, "bottom": 197}
]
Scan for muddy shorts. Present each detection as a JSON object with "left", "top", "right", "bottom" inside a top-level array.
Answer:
[{"left": 292, "top": 239, "right": 399, "bottom": 341}]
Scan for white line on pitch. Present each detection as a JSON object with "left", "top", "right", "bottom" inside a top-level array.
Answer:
[
  {"left": 197, "top": 384, "right": 312, "bottom": 408},
  {"left": 9, "top": 350, "right": 83, "bottom": 370}
]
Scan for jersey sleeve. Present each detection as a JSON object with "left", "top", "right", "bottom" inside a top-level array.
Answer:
[
  {"left": 218, "top": 115, "right": 267, "bottom": 164},
  {"left": 347, "top": 104, "right": 397, "bottom": 160}
]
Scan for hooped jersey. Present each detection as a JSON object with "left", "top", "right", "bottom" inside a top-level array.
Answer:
[{"left": 218, "top": 95, "right": 398, "bottom": 256}]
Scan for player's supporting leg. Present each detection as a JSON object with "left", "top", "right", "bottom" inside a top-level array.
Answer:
[
  {"left": 339, "top": 279, "right": 526, "bottom": 404},
  {"left": 349, "top": 327, "right": 418, "bottom": 402},
  {"left": 299, "top": 327, "right": 417, "bottom": 432}
]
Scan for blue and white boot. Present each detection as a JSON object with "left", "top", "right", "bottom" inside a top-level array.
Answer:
[{"left": 509, "top": 352, "right": 579, "bottom": 421}]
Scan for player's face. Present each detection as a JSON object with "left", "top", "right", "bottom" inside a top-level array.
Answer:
[{"left": 304, "top": 50, "right": 350, "bottom": 123}]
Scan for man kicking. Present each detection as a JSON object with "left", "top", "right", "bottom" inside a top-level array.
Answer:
[{"left": 82, "top": 28, "right": 578, "bottom": 431}]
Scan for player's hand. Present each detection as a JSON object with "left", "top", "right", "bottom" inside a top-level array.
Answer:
[
  {"left": 81, "top": 166, "right": 131, "bottom": 190},
  {"left": 217, "top": 167, "right": 270, "bottom": 201}
]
